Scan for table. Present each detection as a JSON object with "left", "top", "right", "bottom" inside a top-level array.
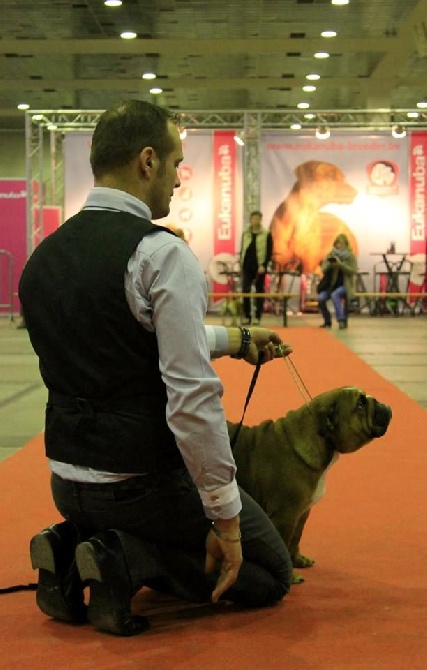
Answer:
[
  {"left": 370, "top": 253, "right": 411, "bottom": 314},
  {"left": 370, "top": 253, "right": 409, "bottom": 292}
]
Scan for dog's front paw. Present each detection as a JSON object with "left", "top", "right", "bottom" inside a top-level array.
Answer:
[
  {"left": 292, "top": 552, "right": 315, "bottom": 569},
  {"left": 292, "top": 571, "right": 305, "bottom": 584}
]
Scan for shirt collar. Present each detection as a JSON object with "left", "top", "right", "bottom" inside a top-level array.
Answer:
[{"left": 83, "top": 187, "right": 152, "bottom": 220}]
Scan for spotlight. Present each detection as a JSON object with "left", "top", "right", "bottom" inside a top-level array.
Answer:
[
  {"left": 315, "top": 126, "right": 331, "bottom": 140},
  {"left": 234, "top": 131, "right": 245, "bottom": 146},
  {"left": 391, "top": 124, "right": 406, "bottom": 139}
]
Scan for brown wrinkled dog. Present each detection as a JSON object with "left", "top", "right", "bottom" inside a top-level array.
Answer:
[
  {"left": 269, "top": 160, "right": 358, "bottom": 274},
  {"left": 228, "top": 386, "right": 392, "bottom": 583}
]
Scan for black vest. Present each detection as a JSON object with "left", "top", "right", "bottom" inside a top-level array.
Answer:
[{"left": 19, "top": 209, "right": 184, "bottom": 474}]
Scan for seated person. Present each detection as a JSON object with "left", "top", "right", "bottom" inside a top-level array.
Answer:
[{"left": 317, "top": 233, "right": 357, "bottom": 330}]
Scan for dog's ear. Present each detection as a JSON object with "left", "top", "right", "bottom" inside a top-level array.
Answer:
[{"left": 317, "top": 407, "right": 336, "bottom": 440}]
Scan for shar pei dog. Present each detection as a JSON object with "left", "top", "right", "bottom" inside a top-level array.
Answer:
[{"left": 228, "top": 386, "right": 392, "bottom": 582}]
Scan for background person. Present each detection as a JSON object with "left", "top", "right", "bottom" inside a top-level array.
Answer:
[
  {"left": 19, "top": 100, "right": 293, "bottom": 637},
  {"left": 240, "top": 211, "right": 273, "bottom": 325},
  {"left": 317, "top": 233, "right": 357, "bottom": 329}
]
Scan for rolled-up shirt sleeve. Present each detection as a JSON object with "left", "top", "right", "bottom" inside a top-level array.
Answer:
[{"left": 126, "top": 231, "right": 242, "bottom": 520}]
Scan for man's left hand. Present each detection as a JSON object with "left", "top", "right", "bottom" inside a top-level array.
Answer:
[{"left": 244, "top": 327, "right": 292, "bottom": 365}]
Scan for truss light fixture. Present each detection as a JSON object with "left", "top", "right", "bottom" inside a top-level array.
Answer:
[
  {"left": 32, "top": 114, "right": 44, "bottom": 121},
  {"left": 391, "top": 124, "right": 406, "bottom": 139},
  {"left": 104, "top": 0, "right": 122, "bottom": 6},
  {"left": 331, "top": 0, "right": 350, "bottom": 5},
  {"left": 290, "top": 123, "right": 302, "bottom": 130},
  {"left": 303, "top": 85, "right": 316, "bottom": 92},
  {"left": 407, "top": 111, "right": 419, "bottom": 118},
  {"left": 17, "top": 103, "right": 30, "bottom": 110},
  {"left": 316, "top": 126, "right": 331, "bottom": 140},
  {"left": 120, "top": 31, "right": 137, "bottom": 39},
  {"left": 321, "top": 31, "right": 337, "bottom": 38},
  {"left": 306, "top": 74, "right": 320, "bottom": 81},
  {"left": 47, "top": 123, "right": 57, "bottom": 131},
  {"left": 417, "top": 101, "right": 427, "bottom": 109},
  {"left": 304, "top": 113, "right": 316, "bottom": 120},
  {"left": 149, "top": 87, "right": 163, "bottom": 95},
  {"left": 142, "top": 72, "right": 156, "bottom": 80},
  {"left": 297, "top": 102, "right": 310, "bottom": 109},
  {"left": 234, "top": 131, "right": 245, "bottom": 146},
  {"left": 179, "top": 127, "right": 187, "bottom": 140},
  {"left": 314, "top": 52, "right": 330, "bottom": 59}
]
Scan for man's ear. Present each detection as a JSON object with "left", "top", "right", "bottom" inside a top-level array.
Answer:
[{"left": 139, "top": 148, "right": 154, "bottom": 177}]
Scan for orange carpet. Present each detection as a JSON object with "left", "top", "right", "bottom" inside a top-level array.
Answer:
[{"left": 1, "top": 328, "right": 427, "bottom": 669}]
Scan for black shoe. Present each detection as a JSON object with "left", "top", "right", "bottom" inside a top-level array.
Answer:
[
  {"left": 76, "top": 530, "right": 150, "bottom": 636},
  {"left": 30, "top": 521, "right": 87, "bottom": 624},
  {"left": 338, "top": 320, "right": 348, "bottom": 330},
  {"left": 319, "top": 323, "right": 332, "bottom": 328}
]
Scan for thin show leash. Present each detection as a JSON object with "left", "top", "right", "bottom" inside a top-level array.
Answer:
[{"left": 230, "top": 344, "right": 313, "bottom": 448}]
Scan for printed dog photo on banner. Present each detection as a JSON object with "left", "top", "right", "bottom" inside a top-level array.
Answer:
[{"left": 261, "top": 133, "right": 412, "bottom": 292}]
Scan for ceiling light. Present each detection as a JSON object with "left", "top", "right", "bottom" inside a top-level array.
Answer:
[
  {"left": 306, "top": 74, "right": 320, "bottom": 81},
  {"left": 17, "top": 103, "right": 30, "bottom": 110},
  {"left": 391, "top": 124, "right": 406, "bottom": 139},
  {"left": 149, "top": 87, "right": 163, "bottom": 94},
  {"left": 314, "top": 52, "right": 330, "bottom": 59},
  {"left": 234, "top": 131, "right": 245, "bottom": 146},
  {"left": 32, "top": 114, "right": 44, "bottom": 121},
  {"left": 104, "top": 0, "right": 122, "bottom": 6},
  {"left": 303, "top": 85, "right": 316, "bottom": 92},
  {"left": 297, "top": 102, "right": 310, "bottom": 109},
  {"left": 120, "top": 31, "right": 137, "bottom": 39},
  {"left": 142, "top": 72, "right": 156, "bottom": 80},
  {"left": 304, "top": 113, "right": 316, "bottom": 120},
  {"left": 290, "top": 123, "right": 302, "bottom": 130},
  {"left": 321, "top": 31, "right": 337, "bottom": 38},
  {"left": 407, "top": 111, "right": 419, "bottom": 118},
  {"left": 316, "top": 126, "right": 331, "bottom": 140},
  {"left": 417, "top": 101, "right": 427, "bottom": 108},
  {"left": 331, "top": 0, "right": 350, "bottom": 5}
]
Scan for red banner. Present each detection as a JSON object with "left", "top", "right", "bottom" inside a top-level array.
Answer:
[
  {"left": 212, "top": 131, "right": 237, "bottom": 294},
  {"left": 0, "top": 179, "right": 27, "bottom": 314},
  {"left": 408, "top": 131, "right": 427, "bottom": 296}
]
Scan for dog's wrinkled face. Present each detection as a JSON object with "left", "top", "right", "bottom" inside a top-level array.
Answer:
[{"left": 316, "top": 386, "right": 392, "bottom": 454}]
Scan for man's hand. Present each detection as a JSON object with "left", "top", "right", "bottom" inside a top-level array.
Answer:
[
  {"left": 205, "top": 518, "right": 243, "bottom": 603},
  {"left": 244, "top": 327, "right": 293, "bottom": 365}
]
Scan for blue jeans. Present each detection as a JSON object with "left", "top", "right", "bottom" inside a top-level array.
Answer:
[
  {"left": 318, "top": 286, "right": 347, "bottom": 324},
  {"left": 51, "top": 468, "right": 292, "bottom": 608}
]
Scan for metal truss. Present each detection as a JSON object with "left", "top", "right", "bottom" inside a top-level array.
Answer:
[{"left": 25, "top": 108, "right": 427, "bottom": 131}]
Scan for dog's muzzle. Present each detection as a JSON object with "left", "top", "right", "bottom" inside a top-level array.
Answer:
[{"left": 371, "top": 402, "right": 392, "bottom": 437}]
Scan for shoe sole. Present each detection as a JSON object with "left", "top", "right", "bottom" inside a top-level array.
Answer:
[
  {"left": 76, "top": 542, "right": 150, "bottom": 637},
  {"left": 30, "top": 533, "right": 85, "bottom": 623}
]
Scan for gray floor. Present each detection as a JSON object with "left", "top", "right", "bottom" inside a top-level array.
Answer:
[{"left": 1, "top": 312, "right": 426, "bottom": 464}]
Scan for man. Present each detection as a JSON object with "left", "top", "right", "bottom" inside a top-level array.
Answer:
[
  {"left": 240, "top": 210, "right": 273, "bottom": 325},
  {"left": 19, "top": 100, "right": 293, "bottom": 637}
]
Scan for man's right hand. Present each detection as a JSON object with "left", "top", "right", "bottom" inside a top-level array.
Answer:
[{"left": 205, "top": 517, "right": 243, "bottom": 603}]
